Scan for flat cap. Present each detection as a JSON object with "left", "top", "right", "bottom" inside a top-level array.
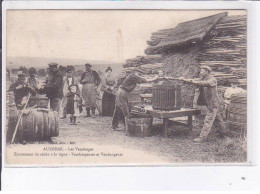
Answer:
[
  {"left": 200, "top": 65, "right": 212, "bottom": 73},
  {"left": 48, "top": 63, "right": 58, "bottom": 68},
  {"left": 85, "top": 63, "right": 92, "bottom": 67}
]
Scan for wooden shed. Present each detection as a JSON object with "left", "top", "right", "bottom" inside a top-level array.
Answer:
[{"left": 124, "top": 12, "right": 247, "bottom": 108}]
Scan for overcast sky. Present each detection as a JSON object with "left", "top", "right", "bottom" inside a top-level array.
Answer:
[{"left": 7, "top": 10, "right": 246, "bottom": 63}]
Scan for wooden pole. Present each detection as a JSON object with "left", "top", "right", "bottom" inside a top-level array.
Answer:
[{"left": 11, "top": 93, "right": 32, "bottom": 144}]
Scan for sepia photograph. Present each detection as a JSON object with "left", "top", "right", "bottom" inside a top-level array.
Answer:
[{"left": 4, "top": 9, "right": 248, "bottom": 166}]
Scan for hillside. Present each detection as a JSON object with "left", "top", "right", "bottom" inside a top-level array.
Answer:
[{"left": 7, "top": 56, "right": 124, "bottom": 75}]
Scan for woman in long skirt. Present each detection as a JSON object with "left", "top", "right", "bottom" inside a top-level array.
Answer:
[{"left": 101, "top": 67, "right": 116, "bottom": 116}]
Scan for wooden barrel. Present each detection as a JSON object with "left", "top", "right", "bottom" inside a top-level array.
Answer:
[
  {"left": 152, "top": 81, "right": 181, "bottom": 111},
  {"left": 28, "top": 96, "right": 49, "bottom": 108},
  {"left": 227, "top": 92, "right": 247, "bottom": 131},
  {"left": 6, "top": 108, "right": 59, "bottom": 143},
  {"left": 125, "top": 115, "right": 153, "bottom": 137}
]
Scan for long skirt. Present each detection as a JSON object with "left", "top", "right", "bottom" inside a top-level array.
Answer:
[
  {"left": 102, "top": 91, "right": 115, "bottom": 116},
  {"left": 82, "top": 84, "right": 97, "bottom": 108}
]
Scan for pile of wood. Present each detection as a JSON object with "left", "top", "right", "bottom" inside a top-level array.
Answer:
[
  {"left": 124, "top": 63, "right": 164, "bottom": 75},
  {"left": 146, "top": 28, "right": 173, "bottom": 46},
  {"left": 230, "top": 67, "right": 247, "bottom": 79},
  {"left": 198, "top": 15, "right": 247, "bottom": 87},
  {"left": 124, "top": 55, "right": 162, "bottom": 68}
]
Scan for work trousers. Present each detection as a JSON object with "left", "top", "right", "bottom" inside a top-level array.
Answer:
[
  {"left": 112, "top": 88, "right": 130, "bottom": 128},
  {"left": 50, "top": 98, "right": 62, "bottom": 113},
  {"left": 200, "top": 107, "right": 227, "bottom": 138}
]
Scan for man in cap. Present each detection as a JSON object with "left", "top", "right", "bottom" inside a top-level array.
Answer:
[
  {"left": 111, "top": 69, "right": 158, "bottom": 131},
  {"left": 181, "top": 65, "right": 228, "bottom": 142},
  {"left": 27, "top": 67, "right": 39, "bottom": 91},
  {"left": 39, "top": 63, "right": 64, "bottom": 113},
  {"left": 80, "top": 63, "right": 101, "bottom": 117},
  {"left": 61, "top": 65, "right": 80, "bottom": 119},
  {"left": 8, "top": 73, "right": 36, "bottom": 109}
]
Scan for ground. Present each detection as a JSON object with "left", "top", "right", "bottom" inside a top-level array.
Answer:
[
  {"left": 6, "top": 111, "right": 247, "bottom": 165},
  {"left": 5, "top": 79, "right": 247, "bottom": 165},
  {"left": 50, "top": 113, "right": 247, "bottom": 164}
]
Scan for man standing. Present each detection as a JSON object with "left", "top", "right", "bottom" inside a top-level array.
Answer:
[
  {"left": 27, "top": 67, "right": 39, "bottom": 92},
  {"left": 40, "top": 63, "right": 63, "bottom": 113},
  {"left": 181, "top": 65, "right": 228, "bottom": 142},
  {"left": 61, "top": 65, "right": 79, "bottom": 119},
  {"left": 80, "top": 63, "right": 101, "bottom": 117},
  {"left": 111, "top": 69, "right": 158, "bottom": 130},
  {"left": 8, "top": 73, "right": 36, "bottom": 109}
]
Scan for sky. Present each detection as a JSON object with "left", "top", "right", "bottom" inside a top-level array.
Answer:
[{"left": 7, "top": 10, "right": 246, "bottom": 64}]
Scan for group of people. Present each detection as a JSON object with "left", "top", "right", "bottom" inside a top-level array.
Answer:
[
  {"left": 9, "top": 63, "right": 101, "bottom": 124},
  {"left": 8, "top": 62, "right": 244, "bottom": 142}
]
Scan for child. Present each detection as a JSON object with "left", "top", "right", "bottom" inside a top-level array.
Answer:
[{"left": 66, "top": 84, "right": 82, "bottom": 125}]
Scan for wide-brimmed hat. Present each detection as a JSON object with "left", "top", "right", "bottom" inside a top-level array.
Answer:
[
  {"left": 48, "top": 63, "right": 58, "bottom": 68},
  {"left": 85, "top": 63, "right": 92, "bottom": 68},
  {"left": 68, "top": 84, "right": 79, "bottom": 91},
  {"left": 200, "top": 65, "right": 212, "bottom": 73}
]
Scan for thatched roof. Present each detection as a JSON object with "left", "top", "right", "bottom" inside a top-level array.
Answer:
[{"left": 145, "top": 12, "right": 228, "bottom": 55}]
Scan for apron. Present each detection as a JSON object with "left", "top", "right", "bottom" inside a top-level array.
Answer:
[{"left": 82, "top": 71, "right": 97, "bottom": 108}]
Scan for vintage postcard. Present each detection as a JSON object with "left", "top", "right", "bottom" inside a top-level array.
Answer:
[{"left": 3, "top": 8, "right": 248, "bottom": 166}]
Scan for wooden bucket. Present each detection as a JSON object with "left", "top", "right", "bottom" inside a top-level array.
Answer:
[
  {"left": 6, "top": 108, "right": 59, "bottom": 143},
  {"left": 125, "top": 115, "right": 153, "bottom": 137}
]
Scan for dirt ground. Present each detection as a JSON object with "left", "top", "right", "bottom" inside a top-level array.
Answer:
[
  {"left": 6, "top": 110, "right": 247, "bottom": 165},
  {"left": 50, "top": 112, "right": 247, "bottom": 164},
  {"left": 5, "top": 79, "right": 247, "bottom": 165}
]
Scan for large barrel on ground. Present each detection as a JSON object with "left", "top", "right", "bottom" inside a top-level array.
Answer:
[
  {"left": 228, "top": 92, "right": 247, "bottom": 132},
  {"left": 152, "top": 81, "right": 181, "bottom": 111},
  {"left": 125, "top": 115, "right": 153, "bottom": 137},
  {"left": 28, "top": 96, "right": 49, "bottom": 108},
  {"left": 6, "top": 108, "right": 59, "bottom": 143}
]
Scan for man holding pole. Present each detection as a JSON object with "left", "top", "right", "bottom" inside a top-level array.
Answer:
[{"left": 180, "top": 65, "right": 228, "bottom": 142}]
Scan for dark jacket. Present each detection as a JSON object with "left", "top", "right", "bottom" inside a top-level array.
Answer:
[
  {"left": 120, "top": 74, "right": 147, "bottom": 93},
  {"left": 195, "top": 75, "right": 219, "bottom": 110},
  {"left": 8, "top": 82, "right": 36, "bottom": 108},
  {"left": 42, "top": 70, "right": 64, "bottom": 99},
  {"left": 80, "top": 70, "right": 101, "bottom": 86}
]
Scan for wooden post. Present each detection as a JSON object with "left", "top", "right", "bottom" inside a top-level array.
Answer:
[
  {"left": 163, "top": 118, "right": 169, "bottom": 137},
  {"left": 188, "top": 115, "right": 193, "bottom": 132}
]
